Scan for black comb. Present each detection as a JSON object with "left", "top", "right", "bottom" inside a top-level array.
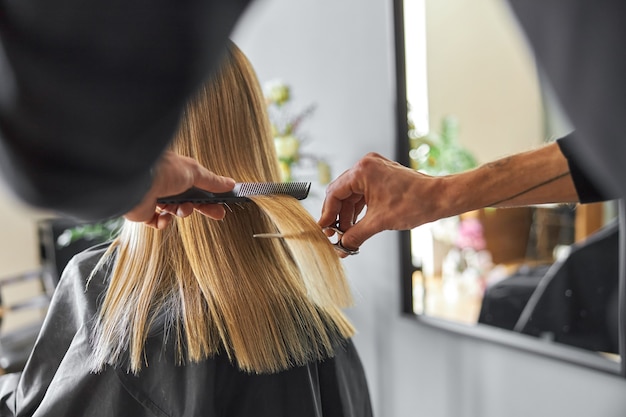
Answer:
[{"left": 157, "top": 182, "right": 311, "bottom": 204}]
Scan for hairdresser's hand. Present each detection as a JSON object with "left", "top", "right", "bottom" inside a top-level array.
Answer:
[
  {"left": 319, "top": 153, "right": 445, "bottom": 256},
  {"left": 124, "top": 151, "right": 235, "bottom": 229}
]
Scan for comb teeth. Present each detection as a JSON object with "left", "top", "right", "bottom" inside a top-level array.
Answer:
[{"left": 235, "top": 182, "right": 311, "bottom": 200}]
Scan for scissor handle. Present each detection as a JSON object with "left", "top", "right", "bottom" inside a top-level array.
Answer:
[{"left": 322, "top": 224, "right": 360, "bottom": 256}]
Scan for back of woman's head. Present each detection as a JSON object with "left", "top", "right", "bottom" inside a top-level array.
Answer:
[{"left": 90, "top": 42, "right": 354, "bottom": 375}]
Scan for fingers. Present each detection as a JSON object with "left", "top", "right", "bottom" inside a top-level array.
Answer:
[
  {"left": 319, "top": 153, "right": 400, "bottom": 254},
  {"left": 320, "top": 168, "right": 358, "bottom": 226},
  {"left": 325, "top": 218, "right": 372, "bottom": 259},
  {"left": 192, "top": 166, "right": 236, "bottom": 194},
  {"left": 337, "top": 217, "right": 376, "bottom": 252},
  {"left": 141, "top": 202, "right": 226, "bottom": 231},
  {"left": 335, "top": 197, "right": 354, "bottom": 230},
  {"left": 158, "top": 202, "right": 194, "bottom": 218},
  {"left": 157, "top": 152, "right": 235, "bottom": 197},
  {"left": 319, "top": 177, "right": 364, "bottom": 230},
  {"left": 125, "top": 152, "right": 235, "bottom": 228},
  {"left": 143, "top": 211, "right": 175, "bottom": 230},
  {"left": 194, "top": 204, "right": 227, "bottom": 220}
]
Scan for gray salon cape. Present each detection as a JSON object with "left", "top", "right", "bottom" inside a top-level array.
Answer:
[{"left": 0, "top": 245, "right": 373, "bottom": 417}]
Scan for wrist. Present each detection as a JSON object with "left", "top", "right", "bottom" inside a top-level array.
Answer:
[{"left": 436, "top": 170, "right": 481, "bottom": 218}]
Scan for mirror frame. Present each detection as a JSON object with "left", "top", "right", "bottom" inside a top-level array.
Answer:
[{"left": 392, "top": 0, "right": 623, "bottom": 376}]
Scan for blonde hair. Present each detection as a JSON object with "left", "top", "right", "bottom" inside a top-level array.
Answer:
[{"left": 89, "top": 42, "right": 354, "bottom": 375}]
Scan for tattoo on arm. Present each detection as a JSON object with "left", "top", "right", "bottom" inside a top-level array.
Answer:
[{"left": 486, "top": 171, "right": 571, "bottom": 207}]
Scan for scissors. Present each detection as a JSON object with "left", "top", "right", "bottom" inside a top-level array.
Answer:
[
  {"left": 253, "top": 221, "right": 360, "bottom": 256},
  {"left": 321, "top": 222, "right": 360, "bottom": 256}
]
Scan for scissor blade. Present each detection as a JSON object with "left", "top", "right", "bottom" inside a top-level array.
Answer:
[{"left": 252, "top": 233, "right": 285, "bottom": 238}]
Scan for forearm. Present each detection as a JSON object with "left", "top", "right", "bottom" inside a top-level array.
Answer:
[
  {"left": 434, "top": 142, "right": 579, "bottom": 216},
  {"left": 320, "top": 144, "right": 580, "bottom": 252}
]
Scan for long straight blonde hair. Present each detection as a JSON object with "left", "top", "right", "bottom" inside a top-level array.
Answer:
[{"left": 89, "top": 42, "right": 354, "bottom": 375}]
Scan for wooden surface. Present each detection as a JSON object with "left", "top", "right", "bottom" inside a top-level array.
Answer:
[{"left": 575, "top": 202, "right": 605, "bottom": 242}]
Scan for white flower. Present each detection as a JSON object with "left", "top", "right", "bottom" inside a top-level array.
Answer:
[
  {"left": 274, "top": 135, "right": 300, "bottom": 160},
  {"left": 263, "top": 79, "right": 290, "bottom": 106}
]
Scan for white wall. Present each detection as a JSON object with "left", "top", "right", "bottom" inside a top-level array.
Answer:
[
  {"left": 233, "top": 1, "right": 626, "bottom": 417},
  {"left": 425, "top": 0, "right": 543, "bottom": 162},
  {"left": 0, "top": 193, "right": 42, "bottom": 277},
  {"left": 0, "top": 193, "right": 49, "bottom": 330}
]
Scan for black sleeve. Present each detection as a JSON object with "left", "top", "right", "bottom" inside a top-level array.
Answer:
[
  {"left": 509, "top": 0, "right": 626, "bottom": 200},
  {"left": 556, "top": 134, "right": 615, "bottom": 203},
  {"left": 0, "top": 0, "right": 251, "bottom": 220}
]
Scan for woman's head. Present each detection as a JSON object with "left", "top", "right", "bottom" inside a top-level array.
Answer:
[{"left": 90, "top": 42, "right": 354, "bottom": 375}]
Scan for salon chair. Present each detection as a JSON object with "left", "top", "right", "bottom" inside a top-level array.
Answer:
[
  {"left": 478, "top": 220, "right": 619, "bottom": 353},
  {"left": 477, "top": 263, "right": 552, "bottom": 330},
  {"left": 515, "top": 220, "right": 619, "bottom": 353}
]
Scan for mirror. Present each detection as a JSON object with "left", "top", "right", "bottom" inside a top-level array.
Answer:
[{"left": 395, "top": 0, "right": 622, "bottom": 372}]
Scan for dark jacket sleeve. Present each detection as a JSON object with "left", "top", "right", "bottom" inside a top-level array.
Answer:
[
  {"left": 0, "top": 0, "right": 251, "bottom": 220},
  {"left": 557, "top": 134, "right": 615, "bottom": 203},
  {"left": 509, "top": 0, "right": 626, "bottom": 200}
]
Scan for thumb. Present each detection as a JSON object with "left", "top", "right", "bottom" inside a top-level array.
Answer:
[
  {"left": 193, "top": 168, "right": 236, "bottom": 193},
  {"left": 339, "top": 216, "right": 378, "bottom": 251}
]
